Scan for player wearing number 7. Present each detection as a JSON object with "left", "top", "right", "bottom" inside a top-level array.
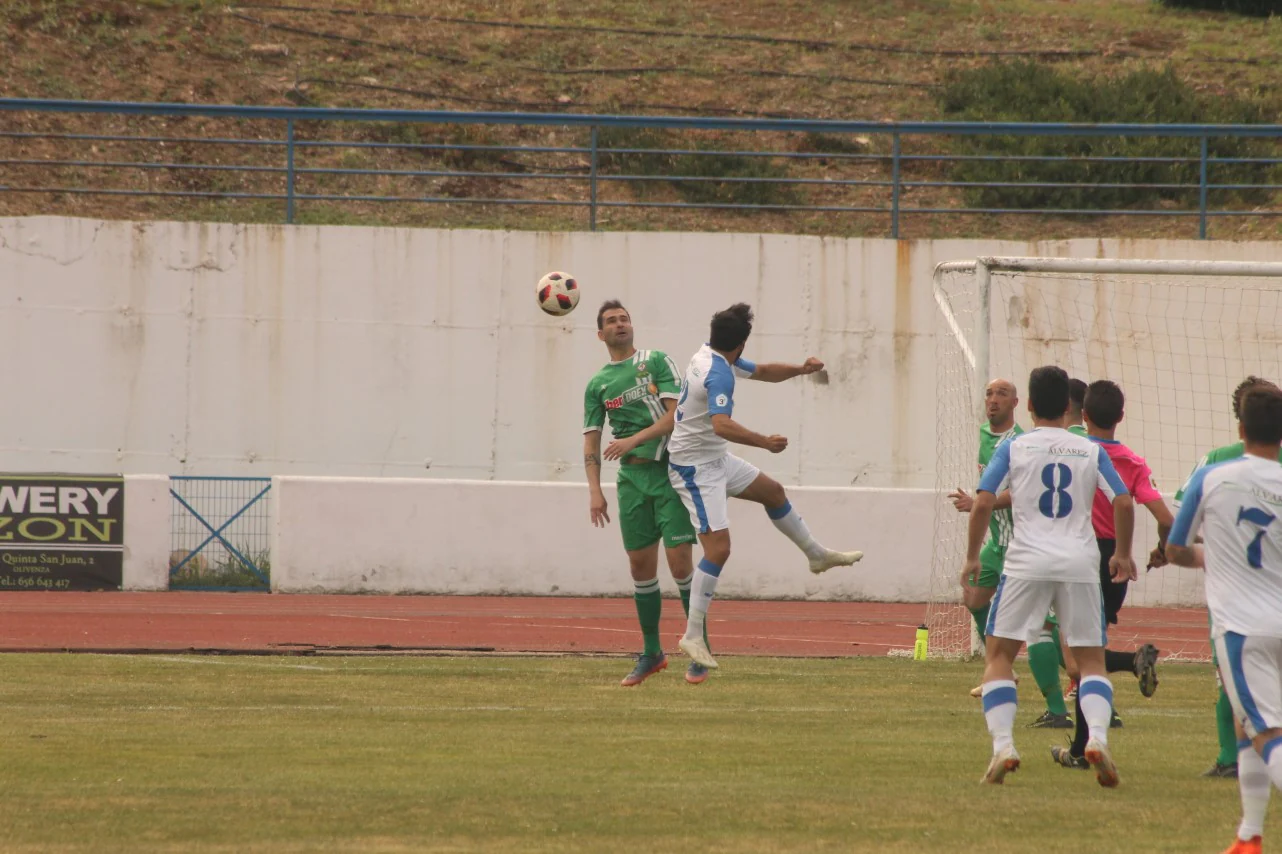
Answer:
[
  {"left": 1167, "top": 386, "right": 1282, "bottom": 854},
  {"left": 965, "top": 365, "right": 1136, "bottom": 787},
  {"left": 666, "top": 302, "right": 863, "bottom": 670}
]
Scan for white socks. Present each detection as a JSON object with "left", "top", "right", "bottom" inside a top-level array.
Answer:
[
  {"left": 766, "top": 501, "right": 826, "bottom": 560},
  {"left": 684, "top": 558, "right": 722, "bottom": 641},
  {"left": 981, "top": 679, "right": 1018, "bottom": 753},
  {"left": 1078, "top": 675, "right": 1115, "bottom": 745},
  {"left": 1238, "top": 741, "right": 1270, "bottom": 841}
]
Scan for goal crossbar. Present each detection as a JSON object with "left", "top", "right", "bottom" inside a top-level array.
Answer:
[{"left": 938, "top": 256, "right": 1282, "bottom": 277}]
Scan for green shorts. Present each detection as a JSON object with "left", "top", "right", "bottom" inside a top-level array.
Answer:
[
  {"left": 973, "top": 540, "right": 1005, "bottom": 589},
  {"left": 617, "top": 462, "right": 696, "bottom": 552}
]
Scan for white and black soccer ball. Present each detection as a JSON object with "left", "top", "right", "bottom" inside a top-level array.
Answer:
[{"left": 536, "top": 271, "right": 580, "bottom": 316}]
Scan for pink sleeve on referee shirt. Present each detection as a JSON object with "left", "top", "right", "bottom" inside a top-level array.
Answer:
[
  {"left": 1128, "top": 454, "right": 1161, "bottom": 505},
  {"left": 1092, "top": 442, "right": 1159, "bottom": 539}
]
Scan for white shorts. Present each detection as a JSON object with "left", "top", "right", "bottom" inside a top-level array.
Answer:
[
  {"left": 1215, "top": 632, "right": 1282, "bottom": 739},
  {"left": 667, "top": 454, "right": 761, "bottom": 534},
  {"left": 986, "top": 576, "right": 1106, "bottom": 648}
]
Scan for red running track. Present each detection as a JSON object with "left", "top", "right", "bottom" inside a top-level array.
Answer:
[{"left": 0, "top": 592, "right": 1214, "bottom": 659}]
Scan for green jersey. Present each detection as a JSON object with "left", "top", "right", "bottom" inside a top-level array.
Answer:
[
  {"left": 979, "top": 421, "right": 1024, "bottom": 548},
  {"left": 1068, "top": 424, "right": 1088, "bottom": 437},
  {"left": 1174, "top": 441, "right": 1282, "bottom": 507},
  {"left": 583, "top": 349, "right": 682, "bottom": 462}
]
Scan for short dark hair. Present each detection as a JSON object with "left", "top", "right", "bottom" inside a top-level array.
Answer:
[
  {"left": 1068, "top": 378, "right": 1087, "bottom": 413},
  {"left": 1084, "top": 380, "right": 1125, "bottom": 430},
  {"left": 1240, "top": 385, "right": 1282, "bottom": 445},
  {"left": 709, "top": 303, "right": 754, "bottom": 352},
  {"left": 596, "top": 299, "right": 627, "bottom": 330},
  {"left": 1028, "top": 365, "right": 1070, "bottom": 420},
  {"left": 1234, "top": 375, "right": 1280, "bottom": 421}
]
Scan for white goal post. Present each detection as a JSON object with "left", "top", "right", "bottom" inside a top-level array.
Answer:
[{"left": 928, "top": 256, "right": 1282, "bottom": 660}]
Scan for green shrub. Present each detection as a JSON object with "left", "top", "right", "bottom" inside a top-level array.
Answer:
[
  {"left": 171, "top": 547, "right": 270, "bottom": 590},
  {"left": 936, "top": 61, "right": 1278, "bottom": 211}
]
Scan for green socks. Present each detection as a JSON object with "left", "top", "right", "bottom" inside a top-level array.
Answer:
[
  {"left": 634, "top": 578, "right": 663, "bottom": 657},
  {"left": 677, "top": 575, "right": 692, "bottom": 617},
  {"left": 1028, "top": 626, "right": 1068, "bottom": 716},
  {"left": 969, "top": 603, "right": 991, "bottom": 643},
  {"left": 1216, "top": 686, "right": 1238, "bottom": 767}
]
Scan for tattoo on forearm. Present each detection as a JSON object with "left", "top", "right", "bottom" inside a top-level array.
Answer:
[{"left": 584, "top": 454, "right": 601, "bottom": 467}]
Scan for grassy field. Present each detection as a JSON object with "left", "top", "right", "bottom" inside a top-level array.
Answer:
[{"left": 0, "top": 652, "right": 1252, "bottom": 853}]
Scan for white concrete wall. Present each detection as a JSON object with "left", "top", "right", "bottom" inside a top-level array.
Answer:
[
  {"left": 7, "top": 217, "right": 1282, "bottom": 492},
  {"left": 122, "top": 474, "right": 170, "bottom": 590},
  {"left": 270, "top": 477, "right": 1204, "bottom": 607},
  {"left": 271, "top": 477, "right": 933, "bottom": 600},
  {"left": 3, "top": 217, "right": 1270, "bottom": 602}
]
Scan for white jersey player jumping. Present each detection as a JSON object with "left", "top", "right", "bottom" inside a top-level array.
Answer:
[
  {"left": 666, "top": 302, "right": 863, "bottom": 670},
  {"left": 964, "top": 365, "right": 1136, "bottom": 788},
  {"left": 1168, "top": 385, "right": 1282, "bottom": 854}
]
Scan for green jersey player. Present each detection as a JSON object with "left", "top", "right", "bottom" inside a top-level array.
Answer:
[
  {"left": 583, "top": 300, "right": 704, "bottom": 687},
  {"left": 1174, "top": 376, "right": 1282, "bottom": 779},
  {"left": 949, "top": 379, "right": 1023, "bottom": 636}
]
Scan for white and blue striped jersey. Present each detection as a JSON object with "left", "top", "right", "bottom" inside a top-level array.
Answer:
[
  {"left": 977, "top": 427, "right": 1129, "bottom": 582},
  {"left": 668, "top": 344, "right": 757, "bottom": 466},
  {"left": 1169, "top": 455, "right": 1282, "bottom": 639}
]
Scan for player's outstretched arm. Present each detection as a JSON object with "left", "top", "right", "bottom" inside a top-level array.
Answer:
[
  {"left": 603, "top": 401, "right": 675, "bottom": 461},
  {"left": 951, "top": 486, "right": 1012, "bottom": 512},
  {"left": 750, "top": 357, "right": 824, "bottom": 383},
  {"left": 583, "top": 431, "right": 609, "bottom": 527},
  {"left": 947, "top": 487, "right": 974, "bottom": 513},
  {"left": 710, "top": 413, "right": 787, "bottom": 453},
  {"left": 961, "top": 490, "right": 996, "bottom": 585}
]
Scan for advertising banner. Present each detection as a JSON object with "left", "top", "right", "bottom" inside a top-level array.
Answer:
[{"left": 0, "top": 475, "right": 124, "bottom": 591}]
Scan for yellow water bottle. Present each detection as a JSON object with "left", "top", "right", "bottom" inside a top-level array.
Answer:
[{"left": 913, "top": 624, "right": 929, "bottom": 661}]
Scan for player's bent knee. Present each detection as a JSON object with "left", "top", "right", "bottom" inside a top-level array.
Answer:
[
  {"left": 739, "top": 472, "right": 785, "bottom": 507},
  {"left": 699, "top": 530, "right": 731, "bottom": 565},
  {"left": 664, "top": 543, "right": 694, "bottom": 578}
]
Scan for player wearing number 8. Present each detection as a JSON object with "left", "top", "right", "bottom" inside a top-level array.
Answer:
[
  {"left": 963, "top": 365, "right": 1137, "bottom": 788},
  {"left": 1168, "top": 386, "right": 1282, "bottom": 854}
]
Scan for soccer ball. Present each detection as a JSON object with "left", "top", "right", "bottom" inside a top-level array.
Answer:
[{"left": 536, "top": 271, "right": 580, "bottom": 316}]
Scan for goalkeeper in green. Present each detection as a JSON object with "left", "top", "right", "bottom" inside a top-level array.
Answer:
[{"left": 583, "top": 300, "right": 706, "bottom": 687}]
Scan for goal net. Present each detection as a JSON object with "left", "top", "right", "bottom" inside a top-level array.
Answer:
[{"left": 929, "top": 256, "right": 1282, "bottom": 661}]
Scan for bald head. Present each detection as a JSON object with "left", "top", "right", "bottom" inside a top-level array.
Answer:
[{"left": 985, "top": 379, "right": 1018, "bottom": 431}]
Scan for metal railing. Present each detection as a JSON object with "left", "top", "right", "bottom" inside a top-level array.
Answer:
[{"left": 3, "top": 98, "right": 1282, "bottom": 238}]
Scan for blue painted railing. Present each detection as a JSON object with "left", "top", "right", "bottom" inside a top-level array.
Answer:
[{"left": 2, "top": 98, "right": 1281, "bottom": 238}]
